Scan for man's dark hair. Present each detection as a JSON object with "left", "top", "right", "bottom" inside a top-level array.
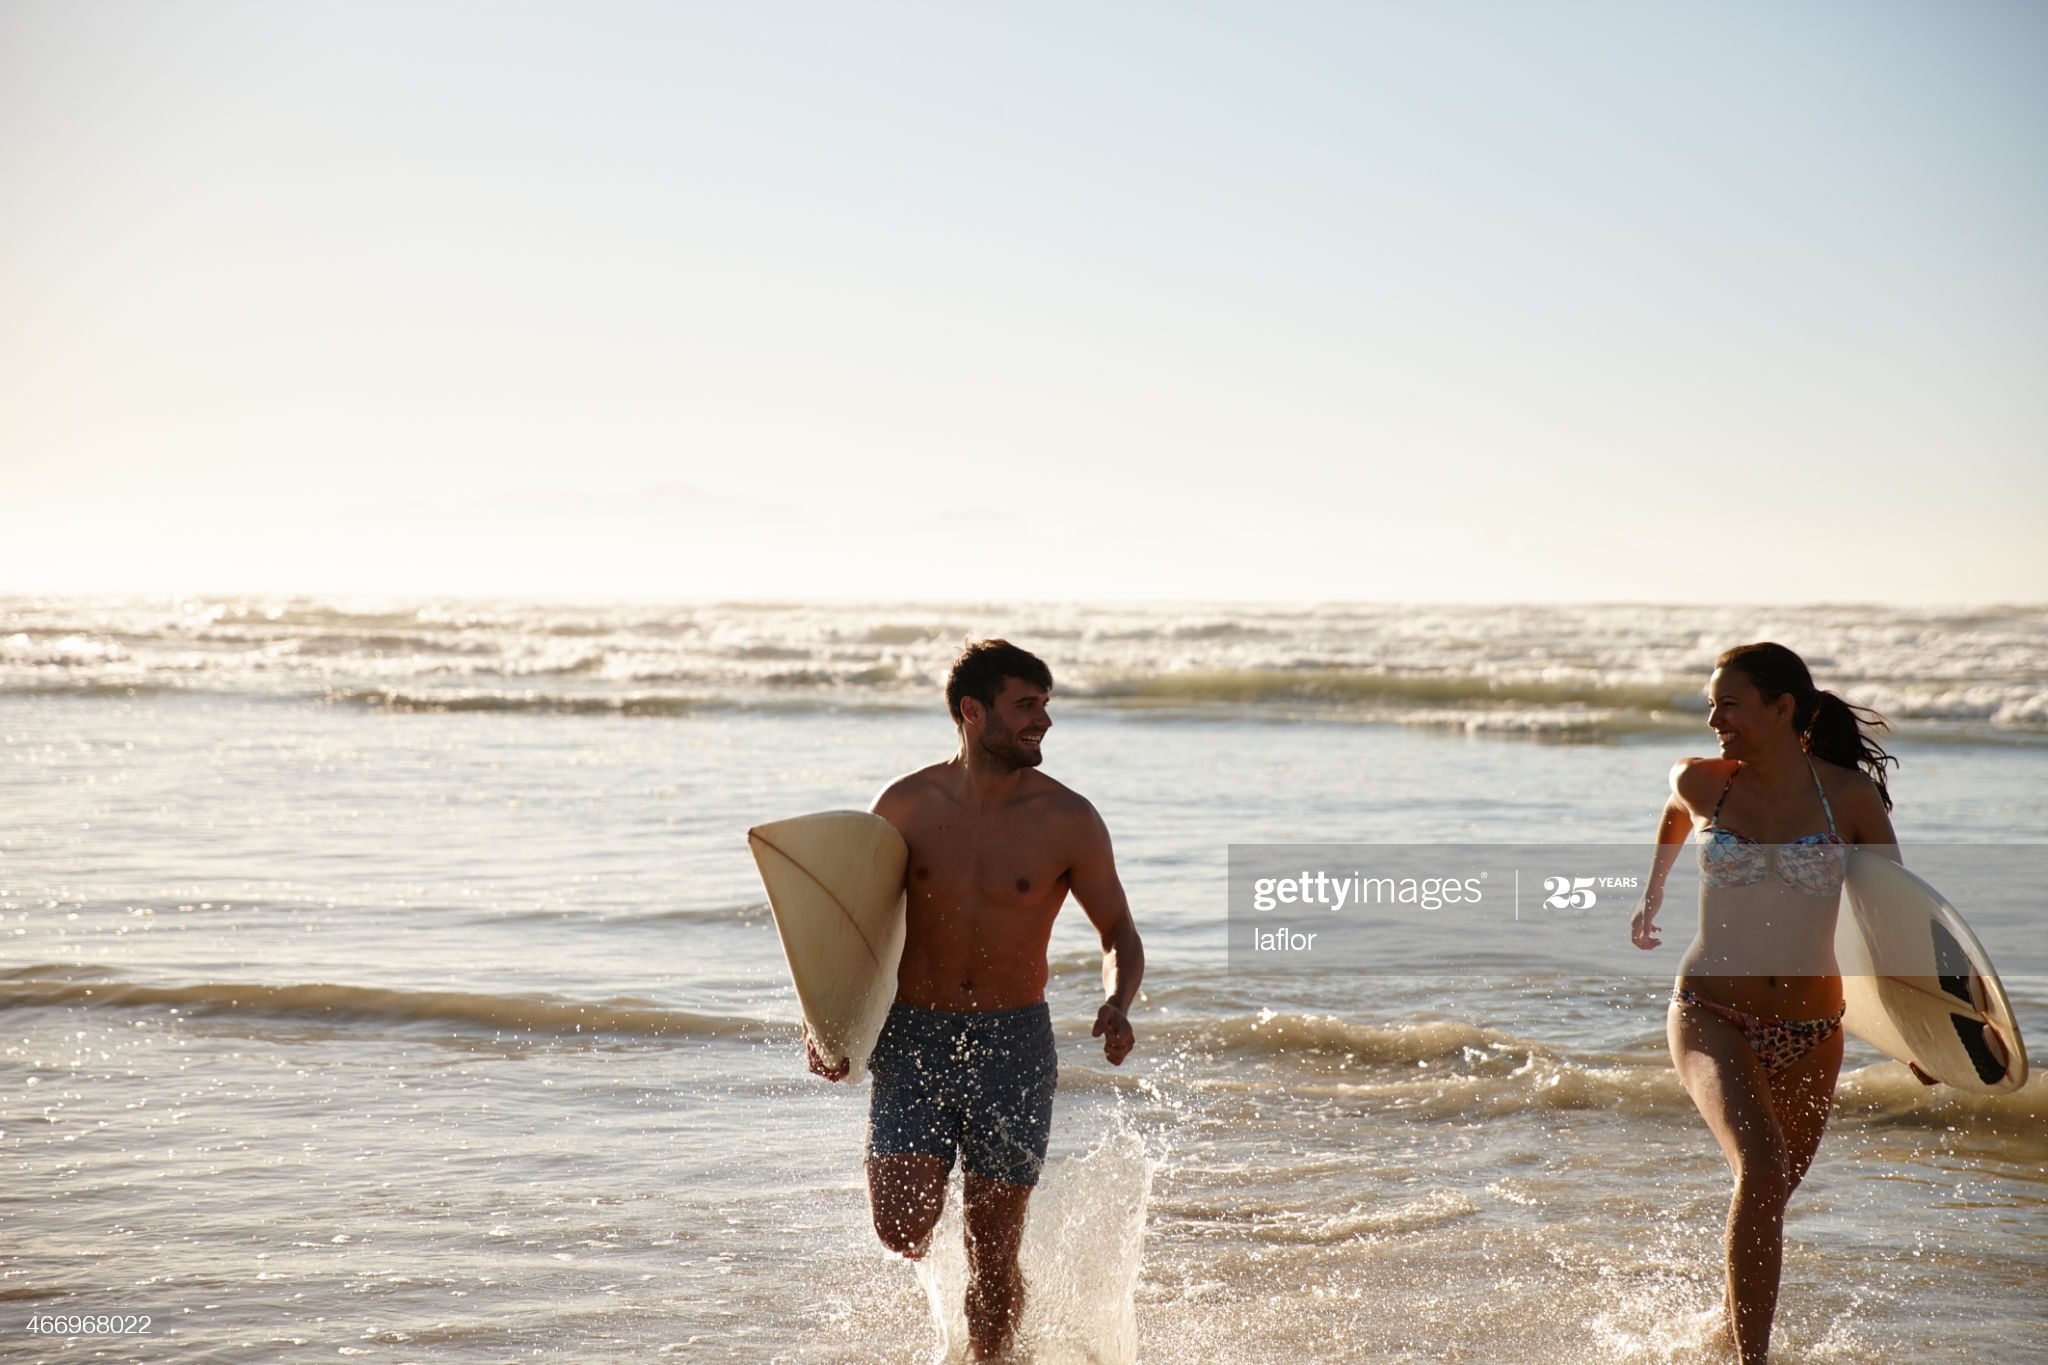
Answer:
[{"left": 945, "top": 639, "right": 1053, "bottom": 724}]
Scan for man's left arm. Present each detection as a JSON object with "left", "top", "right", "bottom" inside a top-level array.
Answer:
[{"left": 1067, "top": 800, "right": 1144, "bottom": 1066}]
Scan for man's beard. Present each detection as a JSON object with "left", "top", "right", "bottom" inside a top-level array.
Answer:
[{"left": 978, "top": 716, "right": 1044, "bottom": 770}]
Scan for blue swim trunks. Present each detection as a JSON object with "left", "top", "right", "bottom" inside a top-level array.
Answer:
[{"left": 867, "top": 1001, "right": 1058, "bottom": 1188}]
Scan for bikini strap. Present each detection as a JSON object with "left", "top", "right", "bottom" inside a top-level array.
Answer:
[
  {"left": 1710, "top": 764, "right": 1739, "bottom": 824},
  {"left": 1805, "top": 757, "right": 1837, "bottom": 837}
]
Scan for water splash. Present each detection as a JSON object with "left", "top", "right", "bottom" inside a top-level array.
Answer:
[{"left": 914, "top": 1132, "right": 1154, "bottom": 1364}]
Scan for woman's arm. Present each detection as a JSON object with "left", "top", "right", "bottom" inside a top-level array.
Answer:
[{"left": 1631, "top": 763, "right": 1699, "bottom": 950}]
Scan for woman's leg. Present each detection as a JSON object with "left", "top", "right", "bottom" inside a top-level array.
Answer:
[
  {"left": 1769, "top": 1025, "right": 1845, "bottom": 1191},
  {"left": 1669, "top": 999, "right": 1791, "bottom": 1365}
]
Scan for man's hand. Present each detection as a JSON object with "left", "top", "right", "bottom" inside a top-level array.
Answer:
[
  {"left": 1092, "top": 1001, "right": 1135, "bottom": 1066},
  {"left": 804, "top": 1025, "right": 850, "bottom": 1082}
]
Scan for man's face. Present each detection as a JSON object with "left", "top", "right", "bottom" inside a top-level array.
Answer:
[{"left": 973, "top": 676, "right": 1051, "bottom": 770}]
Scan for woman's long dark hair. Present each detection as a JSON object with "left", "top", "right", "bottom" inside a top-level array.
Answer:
[{"left": 1717, "top": 642, "right": 1897, "bottom": 810}]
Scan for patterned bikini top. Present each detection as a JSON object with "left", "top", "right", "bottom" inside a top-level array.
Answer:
[{"left": 1697, "top": 759, "right": 1846, "bottom": 897}]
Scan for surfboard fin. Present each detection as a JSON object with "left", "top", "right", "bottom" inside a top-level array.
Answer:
[
  {"left": 1931, "top": 922, "right": 1975, "bottom": 1005},
  {"left": 1950, "top": 1014, "right": 2010, "bottom": 1086}
]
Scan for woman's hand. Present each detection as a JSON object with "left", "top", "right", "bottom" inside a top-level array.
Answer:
[{"left": 1630, "top": 889, "right": 1663, "bottom": 951}]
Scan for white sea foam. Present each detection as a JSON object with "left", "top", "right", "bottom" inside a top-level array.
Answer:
[
  {"left": 5, "top": 597, "right": 2045, "bottom": 739},
  {"left": 913, "top": 1131, "right": 1153, "bottom": 1364}
]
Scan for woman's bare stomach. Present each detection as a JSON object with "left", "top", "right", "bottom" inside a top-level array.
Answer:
[
  {"left": 1677, "top": 889, "right": 1842, "bottom": 1017},
  {"left": 1673, "top": 965, "right": 1844, "bottom": 1020}
]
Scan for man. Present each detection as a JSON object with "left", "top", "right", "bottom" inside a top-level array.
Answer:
[{"left": 807, "top": 638, "right": 1144, "bottom": 1360}]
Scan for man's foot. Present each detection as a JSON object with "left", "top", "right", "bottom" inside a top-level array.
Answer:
[{"left": 966, "top": 1268, "right": 1024, "bottom": 1360}]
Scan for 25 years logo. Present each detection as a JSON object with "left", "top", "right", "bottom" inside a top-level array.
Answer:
[
  {"left": 1541, "top": 874, "right": 1640, "bottom": 910},
  {"left": 1543, "top": 876, "right": 1598, "bottom": 910}
]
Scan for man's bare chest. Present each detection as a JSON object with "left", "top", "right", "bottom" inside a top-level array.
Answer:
[{"left": 902, "top": 812, "right": 1070, "bottom": 914}]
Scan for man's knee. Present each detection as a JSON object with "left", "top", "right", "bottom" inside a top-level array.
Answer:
[
  {"left": 874, "top": 1207, "right": 939, "bottom": 1258},
  {"left": 868, "top": 1154, "right": 948, "bottom": 1258}
]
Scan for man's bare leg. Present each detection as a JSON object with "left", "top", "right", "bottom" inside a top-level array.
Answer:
[
  {"left": 962, "top": 1173, "right": 1032, "bottom": 1360},
  {"left": 867, "top": 1154, "right": 949, "bottom": 1259}
]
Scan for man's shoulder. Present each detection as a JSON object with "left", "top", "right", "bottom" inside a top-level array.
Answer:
[
  {"left": 871, "top": 763, "right": 1102, "bottom": 831},
  {"left": 1015, "top": 770, "right": 1107, "bottom": 834},
  {"left": 889, "top": 759, "right": 959, "bottom": 792},
  {"left": 1022, "top": 767, "right": 1090, "bottom": 806},
  {"left": 873, "top": 761, "right": 957, "bottom": 815}
]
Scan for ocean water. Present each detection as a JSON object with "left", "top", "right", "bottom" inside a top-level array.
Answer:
[{"left": 3, "top": 598, "right": 2044, "bottom": 1363}]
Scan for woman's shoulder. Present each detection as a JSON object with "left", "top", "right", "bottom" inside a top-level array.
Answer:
[
  {"left": 1808, "top": 753, "right": 1877, "bottom": 795},
  {"left": 1670, "top": 756, "right": 1737, "bottom": 811},
  {"left": 1809, "top": 755, "right": 1889, "bottom": 827}
]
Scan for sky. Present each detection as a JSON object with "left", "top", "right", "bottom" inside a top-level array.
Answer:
[{"left": 2, "top": 1, "right": 2044, "bottom": 603}]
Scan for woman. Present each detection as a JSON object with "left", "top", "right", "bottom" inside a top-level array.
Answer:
[{"left": 1631, "top": 643, "right": 1898, "bottom": 1364}]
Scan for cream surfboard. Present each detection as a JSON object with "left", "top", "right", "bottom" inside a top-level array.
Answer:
[
  {"left": 1836, "top": 851, "right": 2027, "bottom": 1094},
  {"left": 747, "top": 810, "right": 908, "bottom": 1082}
]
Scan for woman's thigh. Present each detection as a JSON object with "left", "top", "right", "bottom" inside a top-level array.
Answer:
[
  {"left": 1766, "top": 1026, "right": 1844, "bottom": 1187},
  {"left": 1668, "top": 999, "right": 1789, "bottom": 1180}
]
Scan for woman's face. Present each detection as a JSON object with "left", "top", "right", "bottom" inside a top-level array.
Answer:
[{"left": 1705, "top": 666, "right": 1794, "bottom": 759}]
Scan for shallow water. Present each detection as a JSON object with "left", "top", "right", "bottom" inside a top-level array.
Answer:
[{"left": 3, "top": 600, "right": 2045, "bottom": 1362}]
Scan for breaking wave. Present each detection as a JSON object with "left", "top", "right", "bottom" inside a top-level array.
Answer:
[
  {"left": 1147, "top": 1011, "right": 1495, "bottom": 1062},
  {"left": 1834, "top": 1062, "right": 2048, "bottom": 1139},
  {"left": 1113, "top": 1011, "right": 2048, "bottom": 1133},
  {"left": 1080, "top": 668, "right": 1697, "bottom": 713},
  {"left": 326, "top": 687, "right": 734, "bottom": 716},
  {"left": 0, "top": 976, "right": 757, "bottom": 1040},
  {"left": 5, "top": 597, "right": 2046, "bottom": 740}
]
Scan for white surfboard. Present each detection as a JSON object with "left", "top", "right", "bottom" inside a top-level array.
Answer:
[
  {"left": 1836, "top": 851, "right": 2027, "bottom": 1094},
  {"left": 747, "top": 810, "right": 908, "bottom": 1082}
]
